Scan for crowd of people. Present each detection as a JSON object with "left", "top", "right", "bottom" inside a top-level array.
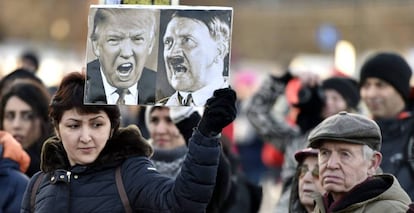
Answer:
[
  {"left": 245, "top": 51, "right": 414, "bottom": 212},
  {"left": 2, "top": 6, "right": 414, "bottom": 213},
  {"left": 2, "top": 49, "right": 414, "bottom": 212}
]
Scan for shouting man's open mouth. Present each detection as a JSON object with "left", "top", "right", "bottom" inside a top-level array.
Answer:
[
  {"left": 168, "top": 56, "right": 187, "bottom": 75},
  {"left": 117, "top": 62, "right": 133, "bottom": 80}
]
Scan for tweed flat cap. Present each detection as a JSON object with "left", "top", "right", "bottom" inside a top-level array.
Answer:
[{"left": 308, "top": 111, "right": 382, "bottom": 151}]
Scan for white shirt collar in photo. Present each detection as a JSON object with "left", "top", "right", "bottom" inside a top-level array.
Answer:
[
  {"left": 100, "top": 70, "right": 138, "bottom": 105},
  {"left": 178, "top": 77, "right": 228, "bottom": 106}
]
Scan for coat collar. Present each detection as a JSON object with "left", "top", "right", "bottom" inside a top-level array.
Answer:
[{"left": 41, "top": 125, "right": 153, "bottom": 173}]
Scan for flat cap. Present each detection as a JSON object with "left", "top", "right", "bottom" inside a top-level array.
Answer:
[{"left": 308, "top": 111, "right": 382, "bottom": 151}]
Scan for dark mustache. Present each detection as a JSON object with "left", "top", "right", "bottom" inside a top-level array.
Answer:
[{"left": 167, "top": 56, "right": 184, "bottom": 65}]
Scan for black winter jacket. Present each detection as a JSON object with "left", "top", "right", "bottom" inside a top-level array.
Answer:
[
  {"left": 21, "top": 126, "right": 220, "bottom": 213},
  {"left": 375, "top": 112, "right": 414, "bottom": 199}
]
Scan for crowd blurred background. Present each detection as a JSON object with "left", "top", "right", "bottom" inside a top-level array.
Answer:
[{"left": 2, "top": 0, "right": 414, "bottom": 87}]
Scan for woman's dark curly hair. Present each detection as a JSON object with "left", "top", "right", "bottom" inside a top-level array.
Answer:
[{"left": 49, "top": 72, "right": 121, "bottom": 131}]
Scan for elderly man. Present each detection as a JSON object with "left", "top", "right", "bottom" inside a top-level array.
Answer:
[
  {"left": 159, "top": 9, "right": 232, "bottom": 106},
  {"left": 308, "top": 111, "right": 411, "bottom": 212}
]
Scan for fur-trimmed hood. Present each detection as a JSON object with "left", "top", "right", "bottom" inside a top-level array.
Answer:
[{"left": 41, "top": 125, "right": 153, "bottom": 173}]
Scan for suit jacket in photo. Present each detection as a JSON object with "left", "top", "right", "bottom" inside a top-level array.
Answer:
[{"left": 85, "top": 59, "right": 156, "bottom": 105}]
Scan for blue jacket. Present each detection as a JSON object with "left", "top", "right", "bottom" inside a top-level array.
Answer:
[
  {"left": 0, "top": 158, "right": 29, "bottom": 213},
  {"left": 21, "top": 127, "right": 220, "bottom": 213}
]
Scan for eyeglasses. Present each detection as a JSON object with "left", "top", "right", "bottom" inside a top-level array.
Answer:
[{"left": 299, "top": 165, "right": 319, "bottom": 178}]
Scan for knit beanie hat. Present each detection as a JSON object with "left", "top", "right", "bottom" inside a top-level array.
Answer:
[
  {"left": 359, "top": 52, "right": 412, "bottom": 102},
  {"left": 322, "top": 77, "right": 360, "bottom": 109}
]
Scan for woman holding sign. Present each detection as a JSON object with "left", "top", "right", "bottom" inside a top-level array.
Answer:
[{"left": 21, "top": 72, "right": 237, "bottom": 212}]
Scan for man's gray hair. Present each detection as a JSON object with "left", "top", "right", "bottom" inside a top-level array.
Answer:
[{"left": 362, "top": 144, "right": 376, "bottom": 160}]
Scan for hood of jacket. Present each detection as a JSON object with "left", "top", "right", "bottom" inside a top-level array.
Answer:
[{"left": 41, "top": 125, "right": 153, "bottom": 173}]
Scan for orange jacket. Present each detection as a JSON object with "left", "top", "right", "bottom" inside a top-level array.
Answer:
[{"left": 0, "top": 131, "right": 30, "bottom": 173}]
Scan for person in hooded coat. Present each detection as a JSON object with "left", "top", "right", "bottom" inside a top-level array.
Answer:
[
  {"left": 20, "top": 71, "right": 237, "bottom": 213},
  {"left": 0, "top": 131, "right": 30, "bottom": 213}
]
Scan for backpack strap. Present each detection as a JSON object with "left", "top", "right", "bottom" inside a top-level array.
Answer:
[
  {"left": 116, "top": 165, "right": 132, "bottom": 213},
  {"left": 30, "top": 172, "right": 45, "bottom": 213}
]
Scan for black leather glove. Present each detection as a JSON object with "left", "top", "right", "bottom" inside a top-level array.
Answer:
[{"left": 198, "top": 88, "right": 237, "bottom": 137}]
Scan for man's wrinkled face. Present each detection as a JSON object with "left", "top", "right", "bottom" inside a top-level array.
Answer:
[
  {"left": 92, "top": 11, "right": 154, "bottom": 89},
  {"left": 163, "top": 17, "right": 220, "bottom": 92},
  {"left": 318, "top": 141, "right": 372, "bottom": 199}
]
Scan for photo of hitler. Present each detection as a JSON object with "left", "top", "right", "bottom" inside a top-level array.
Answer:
[{"left": 156, "top": 9, "right": 233, "bottom": 106}]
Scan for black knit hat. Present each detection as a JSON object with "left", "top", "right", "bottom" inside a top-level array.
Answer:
[
  {"left": 359, "top": 52, "right": 412, "bottom": 102},
  {"left": 322, "top": 77, "right": 360, "bottom": 109}
]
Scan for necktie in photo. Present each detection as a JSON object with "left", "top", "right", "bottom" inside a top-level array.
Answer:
[
  {"left": 116, "top": 88, "right": 128, "bottom": 105},
  {"left": 183, "top": 93, "right": 193, "bottom": 106}
]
